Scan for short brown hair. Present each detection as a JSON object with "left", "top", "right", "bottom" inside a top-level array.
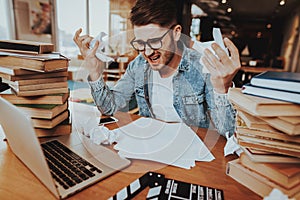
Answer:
[{"left": 130, "top": 0, "right": 177, "bottom": 28}]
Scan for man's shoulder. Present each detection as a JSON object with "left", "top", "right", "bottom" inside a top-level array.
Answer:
[{"left": 127, "top": 54, "right": 146, "bottom": 70}]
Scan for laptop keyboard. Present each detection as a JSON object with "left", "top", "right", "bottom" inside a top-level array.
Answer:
[{"left": 41, "top": 140, "right": 102, "bottom": 190}]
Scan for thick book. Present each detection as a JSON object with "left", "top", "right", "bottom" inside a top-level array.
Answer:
[
  {"left": 31, "top": 110, "right": 69, "bottom": 129},
  {"left": 237, "top": 109, "right": 278, "bottom": 132},
  {"left": 237, "top": 133, "right": 300, "bottom": 158},
  {"left": 0, "top": 89, "right": 69, "bottom": 104},
  {"left": 228, "top": 88, "right": 300, "bottom": 116},
  {"left": 240, "top": 153, "right": 300, "bottom": 189},
  {"left": 0, "top": 52, "right": 69, "bottom": 72},
  {"left": 3, "top": 77, "right": 67, "bottom": 86},
  {"left": 261, "top": 116, "right": 300, "bottom": 136},
  {"left": 17, "top": 101, "right": 68, "bottom": 119},
  {"left": 0, "top": 66, "right": 68, "bottom": 81},
  {"left": 10, "top": 81, "right": 68, "bottom": 92},
  {"left": 251, "top": 71, "right": 300, "bottom": 93},
  {"left": 0, "top": 40, "right": 54, "bottom": 54},
  {"left": 34, "top": 120, "right": 72, "bottom": 137},
  {"left": 242, "top": 147, "right": 300, "bottom": 163},
  {"left": 236, "top": 126, "right": 300, "bottom": 144},
  {"left": 226, "top": 159, "right": 300, "bottom": 198},
  {"left": 10, "top": 86, "right": 69, "bottom": 97},
  {"left": 242, "top": 83, "right": 300, "bottom": 104}
]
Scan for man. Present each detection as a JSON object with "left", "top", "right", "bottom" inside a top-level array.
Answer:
[{"left": 73, "top": 0, "right": 241, "bottom": 137}]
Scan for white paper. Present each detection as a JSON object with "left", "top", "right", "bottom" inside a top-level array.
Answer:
[
  {"left": 90, "top": 32, "right": 114, "bottom": 63},
  {"left": 264, "top": 188, "right": 289, "bottom": 200},
  {"left": 224, "top": 131, "right": 242, "bottom": 157},
  {"left": 113, "top": 118, "right": 215, "bottom": 169},
  {"left": 192, "top": 28, "right": 228, "bottom": 74}
]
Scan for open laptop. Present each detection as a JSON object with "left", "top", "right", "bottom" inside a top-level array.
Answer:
[{"left": 0, "top": 97, "right": 131, "bottom": 199}]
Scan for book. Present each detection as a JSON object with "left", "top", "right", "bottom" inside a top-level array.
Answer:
[
  {"left": 0, "top": 67, "right": 68, "bottom": 81},
  {"left": 250, "top": 71, "right": 300, "bottom": 93},
  {"left": 228, "top": 88, "right": 300, "bottom": 116},
  {"left": 237, "top": 126, "right": 300, "bottom": 144},
  {"left": 261, "top": 116, "right": 300, "bottom": 136},
  {"left": 10, "top": 85, "right": 69, "bottom": 96},
  {"left": 0, "top": 51, "right": 69, "bottom": 72},
  {"left": 226, "top": 159, "right": 300, "bottom": 198},
  {"left": 0, "top": 89, "right": 69, "bottom": 104},
  {"left": 237, "top": 133, "right": 300, "bottom": 158},
  {"left": 31, "top": 110, "right": 69, "bottom": 129},
  {"left": 0, "top": 65, "right": 68, "bottom": 78},
  {"left": 17, "top": 101, "right": 68, "bottom": 119},
  {"left": 0, "top": 40, "right": 54, "bottom": 54},
  {"left": 242, "top": 83, "right": 300, "bottom": 104},
  {"left": 34, "top": 120, "right": 72, "bottom": 137},
  {"left": 3, "top": 77, "right": 67, "bottom": 86},
  {"left": 242, "top": 147, "right": 300, "bottom": 163},
  {"left": 237, "top": 109, "right": 278, "bottom": 132},
  {"left": 240, "top": 153, "right": 300, "bottom": 189},
  {"left": 10, "top": 81, "right": 68, "bottom": 92}
]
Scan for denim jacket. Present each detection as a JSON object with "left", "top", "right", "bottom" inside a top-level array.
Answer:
[{"left": 89, "top": 45, "right": 236, "bottom": 137}]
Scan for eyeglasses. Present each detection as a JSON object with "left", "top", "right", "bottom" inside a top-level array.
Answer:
[{"left": 130, "top": 28, "right": 173, "bottom": 52}]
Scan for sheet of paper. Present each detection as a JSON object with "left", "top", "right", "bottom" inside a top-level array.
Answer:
[{"left": 113, "top": 118, "right": 214, "bottom": 169}]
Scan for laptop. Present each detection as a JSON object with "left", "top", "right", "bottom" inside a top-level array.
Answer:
[{"left": 0, "top": 97, "right": 131, "bottom": 199}]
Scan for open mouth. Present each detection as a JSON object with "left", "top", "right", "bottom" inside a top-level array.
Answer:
[{"left": 148, "top": 53, "right": 161, "bottom": 64}]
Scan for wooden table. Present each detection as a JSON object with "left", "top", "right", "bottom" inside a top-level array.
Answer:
[{"left": 0, "top": 111, "right": 261, "bottom": 200}]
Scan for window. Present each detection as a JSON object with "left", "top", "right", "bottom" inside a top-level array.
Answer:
[
  {"left": 56, "top": 0, "right": 109, "bottom": 58},
  {"left": 0, "top": 0, "right": 12, "bottom": 39}
]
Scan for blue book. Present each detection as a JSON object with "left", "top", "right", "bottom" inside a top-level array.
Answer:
[
  {"left": 250, "top": 71, "right": 300, "bottom": 93},
  {"left": 242, "top": 83, "right": 300, "bottom": 104}
]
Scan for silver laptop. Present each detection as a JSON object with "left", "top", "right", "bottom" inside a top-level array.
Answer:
[{"left": 0, "top": 97, "right": 131, "bottom": 199}]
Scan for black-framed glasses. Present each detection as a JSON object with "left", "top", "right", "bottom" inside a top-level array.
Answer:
[{"left": 130, "top": 27, "right": 173, "bottom": 52}]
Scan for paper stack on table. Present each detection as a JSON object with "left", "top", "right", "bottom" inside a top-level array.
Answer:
[{"left": 113, "top": 117, "right": 215, "bottom": 169}]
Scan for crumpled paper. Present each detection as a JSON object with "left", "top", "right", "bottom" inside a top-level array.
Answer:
[
  {"left": 224, "top": 131, "right": 243, "bottom": 156},
  {"left": 80, "top": 119, "right": 119, "bottom": 145},
  {"left": 90, "top": 32, "right": 114, "bottom": 63},
  {"left": 264, "top": 189, "right": 289, "bottom": 200}
]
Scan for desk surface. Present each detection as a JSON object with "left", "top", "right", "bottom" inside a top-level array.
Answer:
[{"left": 0, "top": 111, "right": 261, "bottom": 200}]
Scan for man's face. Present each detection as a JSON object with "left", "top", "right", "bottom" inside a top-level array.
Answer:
[{"left": 133, "top": 24, "right": 176, "bottom": 71}]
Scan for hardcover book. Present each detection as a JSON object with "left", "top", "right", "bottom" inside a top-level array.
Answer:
[
  {"left": 31, "top": 110, "right": 69, "bottom": 129},
  {"left": 34, "top": 120, "right": 71, "bottom": 137},
  {"left": 261, "top": 116, "right": 300, "bottom": 136},
  {"left": 10, "top": 86, "right": 69, "bottom": 96},
  {"left": 0, "top": 40, "right": 54, "bottom": 54},
  {"left": 240, "top": 153, "right": 300, "bottom": 189},
  {"left": 237, "top": 109, "right": 278, "bottom": 132},
  {"left": 228, "top": 88, "right": 300, "bottom": 117},
  {"left": 226, "top": 159, "right": 300, "bottom": 198},
  {"left": 0, "top": 52, "right": 69, "bottom": 72},
  {"left": 250, "top": 71, "right": 300, "bottom": 93},
  {"left": 0, "top": 89, "right": 69, "bottom": 104},
  {"left": 242, "top": 83, "right": 300, "bottom": 104},
  {"left": 241, "top": 147, "right": 300, "bottom": 163},
  {"left": 17, "top": 101, "right": 68, "bottom": 119}
]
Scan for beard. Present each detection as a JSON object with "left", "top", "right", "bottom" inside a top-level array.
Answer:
[{"left": 145, "top": 42, "right": 176, "bottom": 71}]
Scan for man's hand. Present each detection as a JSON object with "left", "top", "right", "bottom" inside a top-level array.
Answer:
[
  {"left": 202, "top": 38, "right": 241, "bottom": 94},
  {"left": 73, "top": 28, "right": 105, "bottom": 81}
]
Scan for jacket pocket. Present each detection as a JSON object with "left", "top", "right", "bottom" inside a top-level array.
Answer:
[{"left": 182, "top": 92, "right": 206, "bottom": 121}]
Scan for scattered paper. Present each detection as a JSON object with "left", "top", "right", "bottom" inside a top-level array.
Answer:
[
  {"left": 224, "top": 131, "right": 242, "bottom": 157},
  {"left": 264, "top": 188, "right": 289, "bottom": 200},
  {"left": 113, "top": 117, "right": 215, "bottom": 169}
]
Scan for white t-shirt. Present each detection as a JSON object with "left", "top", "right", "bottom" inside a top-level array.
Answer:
[{"left": 150, "top": 71, "right": 182, "bottom": 122}]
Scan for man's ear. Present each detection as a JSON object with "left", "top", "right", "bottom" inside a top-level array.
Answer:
[{"left": 173, "top": 25, "right": 182, "bottom": 41}]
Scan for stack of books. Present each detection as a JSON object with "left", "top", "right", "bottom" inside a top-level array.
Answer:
[
  {"left": 226, "top": 84, "right": 300, "bottom": 199},
  {"left": 0, "top": 40, "right": 71, "bottom": 137}
]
